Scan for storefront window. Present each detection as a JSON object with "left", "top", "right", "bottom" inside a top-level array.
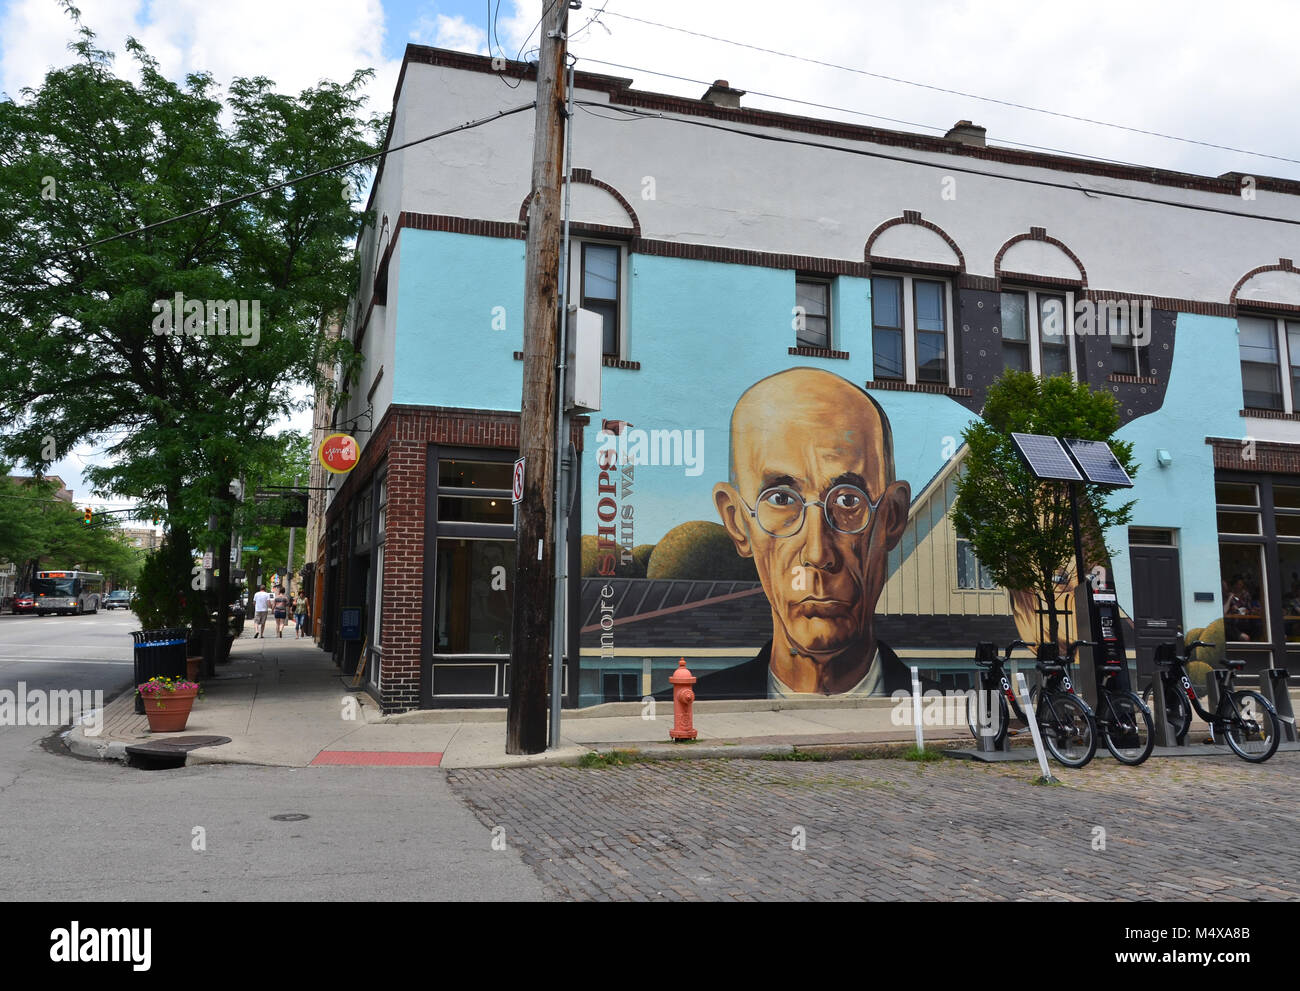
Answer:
[
  {"left": 1219, "top": 544, "right": 1267, "bottom": 645},
  {"left": 434, "top": 538, "right": 514, "bottom": 654}
]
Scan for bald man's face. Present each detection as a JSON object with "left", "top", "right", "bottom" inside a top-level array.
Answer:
[{"left": 715, "top": 373, "right": 910, "bottom": 662}]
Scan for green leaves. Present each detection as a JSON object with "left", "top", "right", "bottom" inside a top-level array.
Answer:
[{"left": 0, "top": 20, "right": 384, "bottom": 544}]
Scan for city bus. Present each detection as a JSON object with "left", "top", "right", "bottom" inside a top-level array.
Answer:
[{"left": 33, "top": 571, "right": 105, "bottom": 616}]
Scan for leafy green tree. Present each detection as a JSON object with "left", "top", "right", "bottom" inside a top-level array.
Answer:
[
  {"left": 0, "top": 10, "right": 380, "bottom": 633},
  {"left": 951, "top": 371, "right": 1138, "bottom": 645}
]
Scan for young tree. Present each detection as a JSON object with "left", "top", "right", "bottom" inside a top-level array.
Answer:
[
  {"left": 0, "top": 12, "right": 379, "bottom": 634},
  {"left": 951, "top": 370, "right": 1139, "bottom": 646}
]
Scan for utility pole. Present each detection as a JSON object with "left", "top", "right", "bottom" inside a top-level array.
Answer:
[
  {"left": 507, "top": 0, "right": 570, "bottom": 755},
  {"left": 286, "top": 474, "right": 298, "bottom": 593}
]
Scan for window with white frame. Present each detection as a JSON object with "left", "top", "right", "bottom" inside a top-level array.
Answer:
[
  {"left": 870, "top": 273, "right": 954, "bottom": 385},
  {"left": 1000, "top": 288, "right": 1077, "bottom": 379},
  {"left": 1238, "top": 313, "right": 1300, "bottom": 412},
  {"left": 795, "top": 278, "right": 832, "bottom": 349},
  {"left": 569, "top": 240, "right": 625, "bottom": 358}
]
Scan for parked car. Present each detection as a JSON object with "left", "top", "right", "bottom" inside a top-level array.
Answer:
[
  {"left": 104, "top": 590, "right": 133, "bottom": 611},
  {"left": 12, "top": 594, "right": 35, "bottom": 614}
]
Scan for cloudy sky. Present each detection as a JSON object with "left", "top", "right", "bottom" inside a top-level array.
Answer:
[{"left": 4, "top": 0, "right": 1299, "bottom": 510}]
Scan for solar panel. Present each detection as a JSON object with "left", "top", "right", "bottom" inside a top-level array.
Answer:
[
  {"left": 1010, "top": 433, "right": 1083, "bottom": 482},
  {"left": 1064, "top": 438, "right": 1134, "bottom": 488}
]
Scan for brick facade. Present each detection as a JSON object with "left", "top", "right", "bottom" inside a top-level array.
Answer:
[{"left": 323, "top": 404, "right": 585, "bottom": 712}]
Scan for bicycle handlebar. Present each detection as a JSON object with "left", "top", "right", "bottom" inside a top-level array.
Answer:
[
  {"left": 1003, "top": 639, "right": 1030, "bottom": 658},
  {"left": 1067, "top": 639, "right": 1096, "bottom": 658}
]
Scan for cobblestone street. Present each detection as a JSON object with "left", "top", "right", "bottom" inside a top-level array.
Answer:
[{"left": 447, "top": 753, "right": 1300, "bottom": 900}]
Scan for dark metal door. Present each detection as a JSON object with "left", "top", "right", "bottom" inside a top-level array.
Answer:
[{"left": 1129, "top": 542, "right": 1183, "bottom": 681}]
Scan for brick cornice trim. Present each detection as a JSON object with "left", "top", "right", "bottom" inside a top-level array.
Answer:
[
  {"left": 864, "top": 379, "right": 973, "bottom": 397},
  {"left": 864, "top": 211, "right": 965, "bottom": 272},
  {"left": 1230, "top": 257, "right": 1300, "bottom": 309},
  {"left": 1081, "top": 288, "right": 1235, "bottom": 318},
  {"left": 518, "top": 170, "right": 642, "bottom": 235},
  {"left": 1208, "top": 435, "right": 1300, "bottom": 473},
  {"left": 1107, "top": 373, "right": 1159, "bottom": 385},
  {"left": 993, "top": 228, "right": 1087, "bottom": 286},
  {"left": 1239, "top": 407, "right": 1300, "bottom": 421},
  {"left": 630, "top": 236, "right": 872, "bottom": 276},
  {"left": 513, "top": 350, "right": 641, "bottom": 370},
  {"left": 789, "top": 345, "right": 850, "bottom": 360}
]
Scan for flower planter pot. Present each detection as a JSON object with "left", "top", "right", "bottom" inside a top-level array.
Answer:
[
  {"left": 140, "top": 685, "right": 199, "bottom": 733},
  {"left": 186, "top": 656, "right": 202, "bottom": 681}
]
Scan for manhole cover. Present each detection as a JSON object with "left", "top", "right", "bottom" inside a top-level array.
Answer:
[
  {"left": 270, "top": 813, "right": 310, "bottom": 822},
  {"left": 134, "top": 735, "right": 231, "bottom": 753}
]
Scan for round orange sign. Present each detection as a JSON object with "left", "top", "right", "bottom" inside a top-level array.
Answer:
[{"left": 318, "top": 433, "right": 359, "bottom": 474}]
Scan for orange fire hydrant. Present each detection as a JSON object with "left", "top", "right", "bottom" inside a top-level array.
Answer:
[{"left": 669, "top": 658, "right": 697, "bottom": 741}]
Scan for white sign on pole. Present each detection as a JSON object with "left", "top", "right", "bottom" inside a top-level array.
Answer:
[
  {"left": 1015, "top": 672, "right": 1056, "bottom": 782},
  {"left": 202, "top": 552, "right": 213, "bottom": 569},
  {"left": 910, "top": 667, "right": 924, "bottom": 751},
  {"left": 512, "top": 458, "right": 525, "bottom": 504}
]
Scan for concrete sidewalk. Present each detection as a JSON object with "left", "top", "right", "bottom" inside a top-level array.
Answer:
[{"left": 64, "top": 633, "right": 959, "bottom": 768}]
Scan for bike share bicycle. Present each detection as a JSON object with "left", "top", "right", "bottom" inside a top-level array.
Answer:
[
  {"left": 1143, "top": 640, "right": 1280, "bottom": 763},
  {"left": 969, "top": 639, "right": 1096, "bottom": 767}
]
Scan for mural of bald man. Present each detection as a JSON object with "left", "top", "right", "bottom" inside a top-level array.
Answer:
[{"left": 701, "top": 367, "right": 915, "bottom": 698}]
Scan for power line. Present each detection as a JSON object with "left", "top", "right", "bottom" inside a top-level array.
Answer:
[
  {"left": 576, "top": 58, "right": 1157, "bottom": 171},
  {"left": 58, "top": 103, "right": 535, "bottom": 257},
  {"left": 574, "top": 101, "right": 1300, "bottom": 228},
  {"left": 597, "top": 10, "right": 1300, "bottom": 169}
]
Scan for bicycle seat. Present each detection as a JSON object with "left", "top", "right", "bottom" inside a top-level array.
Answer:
[
  {"left": 1036, "top": 661, "right": 1065, "bottom": 674},
  {"left": 1223, "top": 658, "right": 1246, "bottom": 671}
]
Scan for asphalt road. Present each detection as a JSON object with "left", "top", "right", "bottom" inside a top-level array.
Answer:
[{"left": 0, "top": 611, "right": 549, "bottom": 901}]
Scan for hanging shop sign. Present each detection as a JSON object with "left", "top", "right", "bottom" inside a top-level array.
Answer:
[{"left": 318, "top": 433, "right": 359, "bottom": 474}]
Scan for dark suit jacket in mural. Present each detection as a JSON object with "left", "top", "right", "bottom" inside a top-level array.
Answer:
[{"left": 673, "top": 639, "right": 928, "bottom": 700}]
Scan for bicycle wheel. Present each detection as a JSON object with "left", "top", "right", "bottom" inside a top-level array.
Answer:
[
  {"left": 1223, "top": 690, "right": 1280, "bottom": 763},
  {"left": 1035, "top": 692, "right": 1096, "bottom": 768},
  {"left": 968, "top": 687, "right": 1008, "bottom": 747},
  {"left": 1142, "top": 680, "right": 1192, "bottom": 741},
  {"left": 1100, "top": 691, "right": 1155, "bottom": 765}
]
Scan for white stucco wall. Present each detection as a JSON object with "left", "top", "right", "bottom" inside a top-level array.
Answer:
[{"left": 356, "top": 56, "right": 1300, "bottom": 310}]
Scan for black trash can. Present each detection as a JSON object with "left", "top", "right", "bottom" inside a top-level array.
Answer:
[{"left": 131, "top": 628, "right": 189, "bottom": 714}]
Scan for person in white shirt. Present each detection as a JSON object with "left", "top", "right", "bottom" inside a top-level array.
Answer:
[{"left": 252, "top": 586, "right": 272, "bottom": 638}]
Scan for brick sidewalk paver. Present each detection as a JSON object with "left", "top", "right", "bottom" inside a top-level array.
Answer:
[{"left": 447, "top": 754, "right": 1300, "bottom": 900}]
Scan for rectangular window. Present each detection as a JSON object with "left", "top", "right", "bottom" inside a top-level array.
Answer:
[
  {"left": 1288, "top": 321, "right": 1300, "bottom": 408},
  {"left": 1038, "top": 294, "right": 1071, "bottom": 377},
  {"left": 795, "top": 279, "right": 831, "bottom": 349},
  {"left": 1219, "top": 543, "right": 1268, "bottom": 645},
  {"left": 580, "top": 242, "right": 621, "bottom": 357},
  {"left": 956, "top": 538, "right": 996, "bottom": 590},
  {"left": 434, "top": 538, "right": 515, "bottom": 654},
  {"left": 871, "top": 275, "right": 904, "bottom": 379},
  {"left": 913, "top": 279, "right": 947, "bottom": 383},
  {"left": 1001, "top": 292, "right": 1029, "bottom": 372},
  {"left": 1239, "top": 315, "right": 1284, "bottom": 410}
]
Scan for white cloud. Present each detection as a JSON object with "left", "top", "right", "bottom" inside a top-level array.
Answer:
[
  {"left": 559, "top": 0, "right": 1300, "bottom": 181},
  {"left": 1, "top": 0, "right": 400, "bottom": 119},
  {"left": 411, "top": 13, "right": 488, "bottom": 54}
]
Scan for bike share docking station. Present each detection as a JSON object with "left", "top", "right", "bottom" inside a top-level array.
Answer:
[{"left": 1203, "top": 661, "right": 1297, "bottom": 745}]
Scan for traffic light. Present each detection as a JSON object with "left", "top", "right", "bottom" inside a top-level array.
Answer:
[
  {"left": 152, "top": 514, "right": 160, "bottom": 525},
  {"left": 83, "top": 507, "right": 92, "bottom": 525}
]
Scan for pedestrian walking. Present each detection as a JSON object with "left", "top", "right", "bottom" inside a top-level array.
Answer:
[
  {"left": 295, "top": 592, "right": 310, "bottom": 639},
  {"left": 252, "top": 585, "right": 271, "bottom": 638},
  {"left": 272, "top": 585, "right": 289, "bottom": 637}
]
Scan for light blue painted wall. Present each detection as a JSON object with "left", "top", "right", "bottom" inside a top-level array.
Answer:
[
  {"left": 393, "top": 231, "right": 526, "bottom": 409},
  {"left": 1110, "top": 313, "right": 1240, "bottom": 631}
]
